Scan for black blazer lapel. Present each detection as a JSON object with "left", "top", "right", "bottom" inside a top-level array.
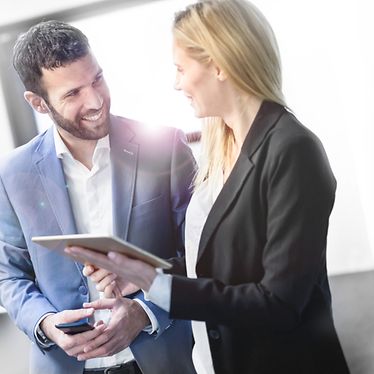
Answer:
[
  {"left": 198, "top": 101, "right": 285, "bottom": 262},
  {"left": 198, "top": 154, "right": 254, "bottom": 262}
]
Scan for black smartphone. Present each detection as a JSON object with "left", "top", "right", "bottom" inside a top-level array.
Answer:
[{"left": 55, "top": 318, "right": 94, "bottom": 335}]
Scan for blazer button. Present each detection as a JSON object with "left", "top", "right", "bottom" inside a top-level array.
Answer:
[
  {"left": 79, "top": 285, "right": 88, "bottom": 295},
  {"left": 208, "top": 329, "right": 220, "bottom": 340}
]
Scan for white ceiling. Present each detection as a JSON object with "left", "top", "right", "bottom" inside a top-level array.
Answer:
[{"left": 0, "top": 0, "right": 103, "bottom": 26}]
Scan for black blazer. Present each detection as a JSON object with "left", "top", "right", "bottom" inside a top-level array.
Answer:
[{"left": 169, "top": 101, "right": 349, "bottom": 374}]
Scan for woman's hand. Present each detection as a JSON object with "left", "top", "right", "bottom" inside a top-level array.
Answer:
[{"left": 65, "top": 246, "right": 157, "bottom": 292}]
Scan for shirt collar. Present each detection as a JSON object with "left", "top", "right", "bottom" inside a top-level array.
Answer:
[{"left": 53, "top": 125, "right": 110, "bottom": 159}]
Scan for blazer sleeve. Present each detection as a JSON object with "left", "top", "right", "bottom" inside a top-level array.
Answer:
[
  {"left": 164, "top": 129, "right": 195, "bottom": 276},
  {"left": 169, "top": 132, "right": 336, "bottom": 332},
  {"left": 0, "top": 175, "right": 57, "bottom": 345},
  {"left": 169, "top": 129, "right": 196, "bottom": 258},
  {"left": 131, "top": 129, "right": 195, "bottom": 337}
]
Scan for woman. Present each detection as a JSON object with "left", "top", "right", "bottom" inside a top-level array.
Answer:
[{"left": 67, "top": 1, "right": 349, "bottom": 373}]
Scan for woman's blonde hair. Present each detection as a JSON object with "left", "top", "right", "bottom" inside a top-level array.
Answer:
[{"left": 173, "top": 0, "right": 286, "bottom": 188}]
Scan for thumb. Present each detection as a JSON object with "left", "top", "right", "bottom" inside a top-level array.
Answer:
[
  {"left": 61, "top": 308, "right": 94, "bottom": 322},
  {"left": 83, "top": 299, "right": 116, "bottom": 310}
]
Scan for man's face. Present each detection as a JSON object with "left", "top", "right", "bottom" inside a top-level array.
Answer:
[{"left": 41, "top": 52, "right": 111, "bottom": 140}]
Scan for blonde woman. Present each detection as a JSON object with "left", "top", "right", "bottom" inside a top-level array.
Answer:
[{"left": 68, "top": 1, "right": 350, "bottom": 373}]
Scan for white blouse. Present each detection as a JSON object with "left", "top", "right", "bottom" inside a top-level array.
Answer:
[
  {"left": 184, "top": 177, "right": 223, "bottom": 374},
  {"left": 147, "top": 175, "right": 223, "bottom": 374}
]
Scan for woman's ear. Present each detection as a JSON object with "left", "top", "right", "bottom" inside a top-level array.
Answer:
[
  {"left": 24, "top": 91, "right": 50, "bottom": 113},
  {"left": 215, "top": 65, "right": 227, "bottom": 82}
]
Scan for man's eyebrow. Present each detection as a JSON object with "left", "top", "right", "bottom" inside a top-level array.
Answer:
[
  {"left": 61, "top": 69, "right": 103, "bottom": 99},
  {"left": 61, "top": 85, "right": 82, "bottom": 99}
]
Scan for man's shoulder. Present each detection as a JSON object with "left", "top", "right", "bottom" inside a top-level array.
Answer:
[
  {"left": 0, "top": 129, "right": 51, "bottom": 175},
  {"left": 110, "top": 114, "right": 184, "bottom": 147}
]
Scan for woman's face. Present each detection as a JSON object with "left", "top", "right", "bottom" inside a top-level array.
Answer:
[{"left": 173, "top": 42, "right": 224, "bottom": 118}]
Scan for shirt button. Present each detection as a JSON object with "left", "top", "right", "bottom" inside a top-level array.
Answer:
[
  {"left": 208, "top": 329, "right": 220, "bottom": 340},
  {"left": 79, "top": 285, "right": 88, "bottom": 295}
]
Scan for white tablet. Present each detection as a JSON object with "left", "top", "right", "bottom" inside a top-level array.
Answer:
[{"left": 32, "top": 234, "right": 172, "bottom": 269}]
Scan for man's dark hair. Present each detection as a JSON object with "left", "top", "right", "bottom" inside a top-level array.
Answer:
[{"left": 13, "top": 20, "right": 90, "bottom": 98}]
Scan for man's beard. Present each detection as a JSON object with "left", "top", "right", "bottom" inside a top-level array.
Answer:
[{"left": 48, "top": 103, "right": 110, "bottom": 140}]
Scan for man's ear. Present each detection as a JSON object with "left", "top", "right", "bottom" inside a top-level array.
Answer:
[{"left": 24, "top": 91, "right": 50, "bottom": 113}]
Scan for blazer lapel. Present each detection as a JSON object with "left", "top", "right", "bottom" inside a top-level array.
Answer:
[
  {"left": 198, "top": 154, "right": 254, "bottom": 262},
  {"left": 198, "top": 101, "right": 285, "bottom": 261},
  {"left": 33, "top": 128, "right": 77, "bottom": 235},
  {"left": 110, "top": 117, "right": 139, "bottom": 240}
]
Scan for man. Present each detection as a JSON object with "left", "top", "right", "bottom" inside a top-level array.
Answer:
[{"left": 0, "top": 20, "right": 196, "bottom": 374}]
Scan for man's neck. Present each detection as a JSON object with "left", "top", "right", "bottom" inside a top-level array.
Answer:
[{"left": 57, "top": 128, "right": 97, "bottom": 170}]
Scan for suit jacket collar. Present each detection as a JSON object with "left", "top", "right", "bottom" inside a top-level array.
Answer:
[
  {"left": 197, "top": 101, "right": 285, "bottom": 262},
  {"left": 109, "top": 115, "right": 139, "bottom": 240},
  {"left": 32, "top": 128, "right": 77, "bottom": 236},
  {"left": 32, "top": 117, "right": 140, "bottom": 242}
]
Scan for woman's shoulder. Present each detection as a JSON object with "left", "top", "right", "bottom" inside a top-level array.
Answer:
[{"left": 266, "top": 108, "right": 324, "bottom": 153}]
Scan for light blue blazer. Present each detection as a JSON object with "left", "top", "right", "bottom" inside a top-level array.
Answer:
[{"left": 0, "top": 115, "right": 196, "bottom": 374}]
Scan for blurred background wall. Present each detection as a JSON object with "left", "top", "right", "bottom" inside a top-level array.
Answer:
[{"left": 0, "top": 1, "right": 373, "bottom": 373}]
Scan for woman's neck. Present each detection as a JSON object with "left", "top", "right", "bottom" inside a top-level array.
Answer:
[
  {"left": 221, "top": 95, "right": 262, "bottom": 183},
  {"left": 223, "top": 96, "right": 263, "bottom": 149}
]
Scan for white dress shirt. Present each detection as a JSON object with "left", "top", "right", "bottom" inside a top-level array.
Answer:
[
  {"left": 34, "top": 127, "right": 159, "bottom": 367},
  {"left": 54, "top": 126, "right": 133, "bottom": 368},
  {"left": 147, "top": 176, "right": 223, "bottom": 374}
]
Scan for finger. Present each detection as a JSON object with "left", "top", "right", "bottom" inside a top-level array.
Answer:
[
  {"left": 78, "top": 330, "right": 116, "bottom": 359},
  {"left": 95, "top": 273, "right": 117, "bottom": 292},
  {"left": 83, "top": 298, "right": 116, "bottom": 310},
  {"left": 60, "top": 308, "right": 94, "bottom": 323},
  {"left": 94, "top": 320, "right": 105, "bottom": 328},
  {"left": 112, "top": 282, "right": 123, "bottom": 298},
  {"left": 90, "top": 268, "right": 114, "bottom": 284},
  {"left": 66, "top": 247, "right": 115, "bottom": 271},
  {"left": 103, "top": 281, "right": 121, "bottom": 299},
  {"left": 82, "top": 264, "right": 96, "bottom": 277},
  {"left": 62, "top": 323, "right": 106, "bottom": 355},
  {"left": 78, "top": 342, "right": 114, "bottom": 361},
  {"left": 107, "top": 252, "right": 130, "bottom": 264}
]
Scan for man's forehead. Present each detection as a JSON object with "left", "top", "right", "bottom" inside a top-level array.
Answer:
[{"left": 40, "top": 54, "right": 101, "bottom": 93}]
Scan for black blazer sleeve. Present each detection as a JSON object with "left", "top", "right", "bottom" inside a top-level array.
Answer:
[{"left": 169, "top": 107, "right": 336, "bottom": 333}]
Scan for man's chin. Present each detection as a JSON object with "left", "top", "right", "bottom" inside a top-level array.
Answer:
[{"left": 78, "top": 120, "right": 110, "bottom": 140}]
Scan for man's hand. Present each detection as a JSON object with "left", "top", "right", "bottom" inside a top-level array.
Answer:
[
  {"left": 83, "top": 264, "right": 140, "bottom": 298},
  {"left": 65, "top": 247, "right": 157, "bottom": 292},
  {"left": 40, "top": 308, "right": 106, "bottom": 357},
  {"left": 75, "top": 298, "right": 150, "bottom": 360}
]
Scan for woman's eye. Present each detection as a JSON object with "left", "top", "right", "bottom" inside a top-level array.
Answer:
[{"left": 94, "top": 74, "right": 103, "bottom": 84}]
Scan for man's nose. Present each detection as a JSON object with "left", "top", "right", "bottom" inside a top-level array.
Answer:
[{"left": 83, "top": 88, "right": 103, "bottom": 109}]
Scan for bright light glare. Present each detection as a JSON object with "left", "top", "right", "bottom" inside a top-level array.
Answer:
[
  {"left": 75, "top": 0, "right": 199, "bottom": 132},
  {"left": 33, "top": 0, "right": 374, "bottom": 275}
]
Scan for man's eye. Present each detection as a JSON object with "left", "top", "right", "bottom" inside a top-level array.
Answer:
[{"left": 66, "top": 90, "right": 79, "bottom": 97}]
